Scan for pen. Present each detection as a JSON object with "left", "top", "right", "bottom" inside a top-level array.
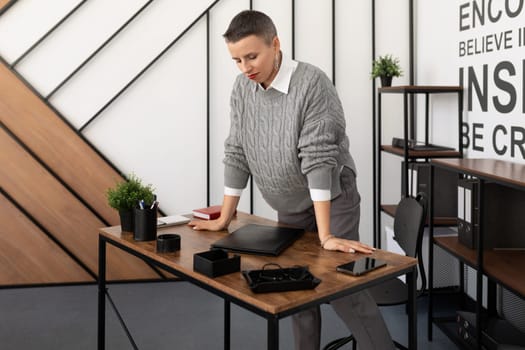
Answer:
[
  {"left": 139, "top": 200, "right": 145, "bottom": 209},
  {"left": 150, "top": 201, "right": 158, "bottom": 209}
]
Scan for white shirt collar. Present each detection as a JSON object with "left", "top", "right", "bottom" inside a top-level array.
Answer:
[{"left": 257, "top": 52, "right": 298, "bottom": 94}]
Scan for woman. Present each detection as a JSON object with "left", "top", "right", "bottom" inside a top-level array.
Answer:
[{"left": 189, "top": 10, "right": 394, "bottom": 350}]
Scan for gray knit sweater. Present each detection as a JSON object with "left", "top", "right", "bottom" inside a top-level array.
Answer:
[{"left": 223, "top": 62, "right": 356, "bottom": 214}]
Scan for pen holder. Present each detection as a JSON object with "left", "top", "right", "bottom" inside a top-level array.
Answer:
[{"left": 133, "top": 207, "right": 157, "bottom": 241}]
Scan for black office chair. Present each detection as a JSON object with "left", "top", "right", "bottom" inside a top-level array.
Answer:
[{"left": 323, "top": 192, "right": 427, "bottom": 350}]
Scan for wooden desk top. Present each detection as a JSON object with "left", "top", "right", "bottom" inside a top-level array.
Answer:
[{"left": 99, "top": 212, "right": 416, "bottom": 315}]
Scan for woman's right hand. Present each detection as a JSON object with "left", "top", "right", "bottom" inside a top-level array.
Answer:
[{"left": 187, "top": 219, "right": 226, "bottom": 232}]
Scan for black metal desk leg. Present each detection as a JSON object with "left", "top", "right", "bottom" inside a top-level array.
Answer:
[
  {"left": 267, "top": 316, "right": 279, "bottom": 350},
  {"left": 98, "top": 236, "right": 107, "bottom": 350},
  {"left": 407, "top": 267, "right": 417, "bottom": 350},
  {"left": 224, "top": 300, "right": 230, "bottom": 350}
]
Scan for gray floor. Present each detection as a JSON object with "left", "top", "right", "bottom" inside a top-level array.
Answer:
[{"left": 0, "top": 281, "right": 458, "bottom": 349}]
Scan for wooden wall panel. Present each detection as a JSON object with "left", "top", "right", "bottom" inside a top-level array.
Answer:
[
  {"left": 0, "top": 62, "right": 120, "bottom": 225},
  {"left": 0, "top": 193, "right": 93, "bottom": 285},
  {"left": 0, "top": 127, "right": 159, "bottom": 281}
]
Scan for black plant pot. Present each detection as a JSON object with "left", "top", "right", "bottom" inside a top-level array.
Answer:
[
  {"left": 380, "top": 76, "right": 393, "bottom": 87},
  {"left": 119, "top": 209, "right": 134, "bottom": 232}
]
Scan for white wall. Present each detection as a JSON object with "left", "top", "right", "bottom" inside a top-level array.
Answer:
[
  {"left": 0, "top": 0, "right": 403, "bottom": 245},
  {"left": 417, "top": 0, "right": 525, "bottom": 163}
]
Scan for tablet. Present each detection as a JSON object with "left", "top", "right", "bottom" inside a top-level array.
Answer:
[{"left": 336, "top": 257, "right": 387, "bottom": 276}]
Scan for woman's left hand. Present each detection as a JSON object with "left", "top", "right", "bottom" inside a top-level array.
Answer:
[{"left": 322, "top": 236, "right": 376, "bottom": 254}]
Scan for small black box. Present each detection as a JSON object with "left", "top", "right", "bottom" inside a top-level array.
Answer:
[{"left": 193, "top": 250, "right": 240, "bottom": 278}]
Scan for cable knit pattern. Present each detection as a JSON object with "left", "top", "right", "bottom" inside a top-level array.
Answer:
[{"left": 224, "top": 62, "right": 356, "bottom": 213}]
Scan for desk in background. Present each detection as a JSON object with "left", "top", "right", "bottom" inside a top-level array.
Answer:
[{"left": 98, "top": 212, "right": 418, "bottom": 350}]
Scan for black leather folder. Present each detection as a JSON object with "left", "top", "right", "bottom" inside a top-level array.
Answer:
[{"left": 211, "top": 224, "right": 304, "bottom": 256}]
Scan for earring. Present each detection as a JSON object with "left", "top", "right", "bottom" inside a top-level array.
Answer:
[{"left": 274, "top": 51, "right": 281, "bottom": 70}]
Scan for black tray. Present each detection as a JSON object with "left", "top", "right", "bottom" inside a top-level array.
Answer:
[{"left": 242, "top": 266, "right": 321, "bottom": 293}]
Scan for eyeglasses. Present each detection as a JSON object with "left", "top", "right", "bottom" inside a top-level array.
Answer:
[{"left": 257, "top": 263, "right": 311, "bottom": 282}]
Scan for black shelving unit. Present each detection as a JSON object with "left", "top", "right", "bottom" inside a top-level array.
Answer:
[
  {"left": 428, "top": 158, "right": 525, "bottom": 349},
  {"left": 374, "top": 85, "right": 464, "bottom": 248}
]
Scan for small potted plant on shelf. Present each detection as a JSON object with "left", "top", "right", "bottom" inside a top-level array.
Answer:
[
  {"left": 371, "top": 54, "right": 403, "bottom": 87},
  {"left": 106, "top": 174, "right": 155, "bottom": 232}
]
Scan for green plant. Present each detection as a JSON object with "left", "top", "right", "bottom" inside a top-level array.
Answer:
[
  {"left": 106, "top": 174, "right": 155, "bottom": 211},
  {"left": 371, "top": 54, "right": 403, "bottom": 78}
]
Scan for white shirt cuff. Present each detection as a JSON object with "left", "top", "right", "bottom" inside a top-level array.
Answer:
[
  {"left": 310, "top": 188, "right": 331, "bottom": 201},
  {"left": 224, "top": 186, "right": 243, "bottom": 197}
]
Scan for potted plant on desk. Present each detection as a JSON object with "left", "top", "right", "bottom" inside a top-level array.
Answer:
[
  {"left": 106, "top": 174, "right": 155, "bottom": 232},
  {"left": 371, "top": 54, "right": 403, "bottom": 87}
]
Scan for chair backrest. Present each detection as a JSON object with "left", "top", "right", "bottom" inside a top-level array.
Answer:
[{"left": 393, "top": 192, "right": 427, "bottom": 291}]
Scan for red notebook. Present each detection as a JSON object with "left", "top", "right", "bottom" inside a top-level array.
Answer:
[{"left": 192, "top": 205, "right": 222, "bottom": 220}]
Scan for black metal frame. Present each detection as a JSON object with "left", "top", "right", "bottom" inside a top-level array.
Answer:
[
  {"left": 249, "top": 0, "right": 254, "bottom": 213},
  {"left": 372, "top": 0, "right": 377, "bottom": 247},
  {"left": 332, "top": 0, "right": 336, "bottom": 85},
  {"left": 206, "top": 10, "right": 211, "bottom": 206},
  {"left": 291, "top": 0, "right": 295, "bottom": 60},
  {"left": 98, "top": 233, "right": 418, "bottom": 350}
]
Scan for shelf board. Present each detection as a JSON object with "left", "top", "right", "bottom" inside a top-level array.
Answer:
[
  {"left": 381, "top": 204, "right": 457, "bottom": 226},
  {"left": 434, "top": 236, "right": 525, "bottom": 296},
  {"left": 378, "top": 85, "right": 463, "bottom": 94},
  {"left": 484, "top": 249, "right": 525, "bottom": 297},
  {"left": 381, "top": 145, "right": 461, "bottom": 159},
  {"left": 432, "top": 158, "right": 525, "bottom": 189},
  {"left": 434, "top": 236, "right": 477, "bottom": 267}
]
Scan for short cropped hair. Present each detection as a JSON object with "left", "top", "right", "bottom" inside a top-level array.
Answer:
[{"left": 223, "top": 10, "right": 277, "bottom": 45}]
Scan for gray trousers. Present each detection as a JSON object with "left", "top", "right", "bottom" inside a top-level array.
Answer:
[{"left": 278, "top": 168, "right": 394, "bottom": 350}]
